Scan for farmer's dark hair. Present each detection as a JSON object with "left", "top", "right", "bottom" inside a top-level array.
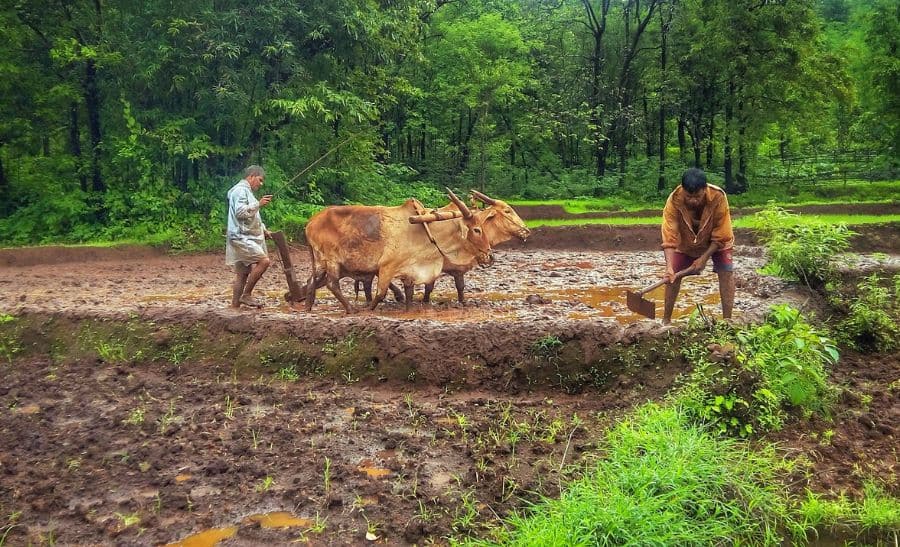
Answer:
[{"left": 681, "top": 168, "right": 707, "bottom": 193}]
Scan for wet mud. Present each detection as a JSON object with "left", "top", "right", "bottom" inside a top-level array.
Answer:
[{"left": 0, "top": 223, "right": 898, "bottom": 545}]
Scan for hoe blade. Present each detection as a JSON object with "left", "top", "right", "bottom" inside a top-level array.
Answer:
[{"left": 626, "top": 290, "right": 656, "bottom": 319}]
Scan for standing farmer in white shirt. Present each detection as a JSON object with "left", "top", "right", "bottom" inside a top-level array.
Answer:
[{"left": 226, "top": 165, "right": 272, "bottom": 308}]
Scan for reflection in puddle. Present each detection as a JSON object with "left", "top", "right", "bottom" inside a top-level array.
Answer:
[
  {"left": 244, "top": 511, "right": 313, "bottom": 528},
  {"left": 164, "top": 526, "right": 237, "bottom": 547},
  {"left": 357, "top": 459, "right": 392, "bottom": 479}
]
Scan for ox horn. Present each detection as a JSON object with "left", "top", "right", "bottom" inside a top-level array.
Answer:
[
  {"left": 469, "top": 189, "right": 497, "bottom": 205},
  {"left": 445, "top": 187, "right": 473, "bottom": 218}
]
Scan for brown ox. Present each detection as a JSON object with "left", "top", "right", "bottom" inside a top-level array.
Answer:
[
  {"left": 356, "top": 190, "right": 531, "bottom": 303},
  {"left": 423, "top": 190, "right": 530, "bottom": 302},
  {"left": 304, "top": 192, "right": 492, "bottom": 312}
]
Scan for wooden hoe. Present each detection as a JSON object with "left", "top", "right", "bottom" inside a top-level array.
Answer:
[{"left": 625, "top": 267, "right": 693, "bottom": 319}]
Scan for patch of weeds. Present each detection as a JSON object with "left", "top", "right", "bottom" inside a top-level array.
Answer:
[
  {"left": 276, "top": 365, "right": 300, "bottom": 382},
  {"left": 321, "top": 330, "right": 379, "bottom": 382},
  {"left": 447, "top": 477, "right": 481, "bottom": 535},
  {"left": 123, "top": 407, "right": 145, "bottom": 426},
  {"left": 472, "top": 403, "right": 805, "bottom": 546},
  {"left": 157, "top": 402, "right": 179, "bottom": 435},
  {"left": 255, "top": 476, "right": 275, "bottom": 493},
  {"left": 167, "top": 342, "right": 194, "bottom": 365},
  {"left": 676, "top": 305, "right": 837, "bottom": 437},
  {"left": 752, "top": 203, "right": 854, "bottom": 289},
  {"left": 832, "top": 274, "right": 899, "bottom": 352},
  {"left": 115, "top": 512, "right": 141, "bottom": 528},
  {"left": 66, "top": 457, "right": 82, "bottom": 472},
  {"left": 0, "top": 314, "right": 21, "bottom": 363},
  {"left": 96, "top": 340, "right": 127, "bottom": 363},
  {"left": 0, "top": 510, "right": 22, "bottom": 546},
  {"left": 801, "top": 481, "right": 900, "bottom": 541},
  {"left": 530, "top": 334, "right": 562, "bottom": 359}
]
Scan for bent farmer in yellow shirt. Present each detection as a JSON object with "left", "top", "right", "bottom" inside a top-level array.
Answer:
[{"left": 660, "top": 168, "right": 735, "bottom": 324}]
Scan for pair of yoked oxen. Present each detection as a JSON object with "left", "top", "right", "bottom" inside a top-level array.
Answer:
[{"left": 299, "top": 189, "right": 531, "bottom": 312}]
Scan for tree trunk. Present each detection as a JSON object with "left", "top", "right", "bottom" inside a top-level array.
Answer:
[
  {"left": 733, "top": 99, "right": 749, "bottom": 194},
  {"left": 657, "top": 5, "right": 670, "bottom": 193},
  {"left": 0, "top": 145, "right": 7, "bottom": 214},
  {"left": 84, "top": 58, "right": 104, "bottom": 194},
  {"left": 69, "top": 102, "right": 88, "bottom": 193},
  {"left": 581, "top": 0, "right": 611, "bottom": 178},
  {"left": 779, "top": 132, "right": 788, "bottom": 164},
  {"left": 723, "top": 79, "right": 734, "bottom": 190},
  {"left": 677, "top": 112, "right": 687, "bottom": 163},
  {"left": 643, "top": 96, "right": 653, "bottom": 157}
]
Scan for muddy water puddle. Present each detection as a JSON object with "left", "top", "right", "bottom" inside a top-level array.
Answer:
[
  {"left": 278, "top": 280, "right": 721, "bottom": 323},
  {"left": 165, "top": 510, "right": 316, "bottom": 546}
]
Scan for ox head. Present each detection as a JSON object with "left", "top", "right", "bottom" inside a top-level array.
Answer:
[
  {"left": 447, "top": 188, "right": 494, "bottom": 266},
  {"left": 469, "top": 190, "right": 531, "bottom": 244}
]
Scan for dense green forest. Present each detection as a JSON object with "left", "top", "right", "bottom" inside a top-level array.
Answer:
[{"left": 0, "top": 0, "right": 897, "bottom": 247}]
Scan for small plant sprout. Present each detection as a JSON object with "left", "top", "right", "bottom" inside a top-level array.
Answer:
[
  {"left": 277, "top": 366, "right": 299, "bottom": 381},
  {"left": 323, "top": 457, "right": 332, "bottom": 493},
  {"left": 256, "top": 475, "right": 275, "bottom": 492},
  {"left": 115, "top": 512, "right": 141, "bottom": 528},
  {"left": 157, "top": 402, "right": 178, "bottom": 434},
  {"left": 123, "top": 408, "right": 145, "bottom": 426},
  {"left": 224, "top": 395, "right": 235, "bottom": 419}
]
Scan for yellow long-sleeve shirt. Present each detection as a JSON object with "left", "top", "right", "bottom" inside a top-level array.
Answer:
[{"left": 661, "top": 183, "right": 734, "bottom": 257}]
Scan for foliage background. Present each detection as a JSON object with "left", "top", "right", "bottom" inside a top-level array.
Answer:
[{"left": 0, "top": 0, "right": 897, "bottom": 247}]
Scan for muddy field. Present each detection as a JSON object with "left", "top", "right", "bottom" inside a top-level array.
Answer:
[{"left": 0, "top": 223, "right": 898, "bottom": 546}]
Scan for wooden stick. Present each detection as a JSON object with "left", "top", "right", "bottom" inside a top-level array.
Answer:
[
  {"left": 408, "top": 210, "right": 464, "bottom": 224},
  {"left": 269, "top": 231, "right": 305, "bottom": 302}
]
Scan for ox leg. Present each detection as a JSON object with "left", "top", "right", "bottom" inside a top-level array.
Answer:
[
  {"left": 364, "top": 276, "right": 375, "bottom": 302},
  {"left": 369, "top": 276, "right": 393, "bottom": 310},
  {"left": 423, "top": 282, "right": 434, "bottom": 303},
  {"left": 304, "top": 270, "right": 324, "bottom": 312},
  {"left": 389, "top": 282, "right": 405, "bottom": 303},
  {"left": 452, "top": 272, "right": 466, "bottom": 304},
  {"left": 328, "top": 277, "right": 354, "bottom": 313},
  {"left": 403, "top": 281, "right": 415, "bottom": 311}
]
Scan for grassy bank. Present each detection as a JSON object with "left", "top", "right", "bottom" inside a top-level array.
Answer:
[{"left": 525, "top": 214, "right": 900, "bottom": 228}]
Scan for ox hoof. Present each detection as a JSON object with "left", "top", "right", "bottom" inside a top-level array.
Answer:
[{"left": 239, "top": 296, "right": 264, "bottom": 308}]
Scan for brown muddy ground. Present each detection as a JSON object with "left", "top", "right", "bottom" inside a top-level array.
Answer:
[{"left": 0, "top": 224, "right": 898, "bottom": 546}]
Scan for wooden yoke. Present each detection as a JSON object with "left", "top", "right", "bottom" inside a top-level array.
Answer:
[
  {"left": 408, "top": 210, "right": 464, "bottom": 224},
  {"left": 269, "top": 231, "right": 305, "bottom": 303}
]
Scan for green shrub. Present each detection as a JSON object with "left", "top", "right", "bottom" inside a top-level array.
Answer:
[
  {"left": 677, "top": 305, "right": 837, "bottom": 436},
  {"left": 469, "top": 404, "right": 805, "bottom": 546},
  {"left": 737, "top": 305, "right": 838, "bottom": 413},
  {"left": 752, "top": 204, "right": 854, "bottom": 288},
  {"left": 835, "top": 274, "right": 900, "bottom": 352}
]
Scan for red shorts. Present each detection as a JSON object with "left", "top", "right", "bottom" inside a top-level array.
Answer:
[{"left": 671, "top": 249, "right": 734, "bottom": 273}]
